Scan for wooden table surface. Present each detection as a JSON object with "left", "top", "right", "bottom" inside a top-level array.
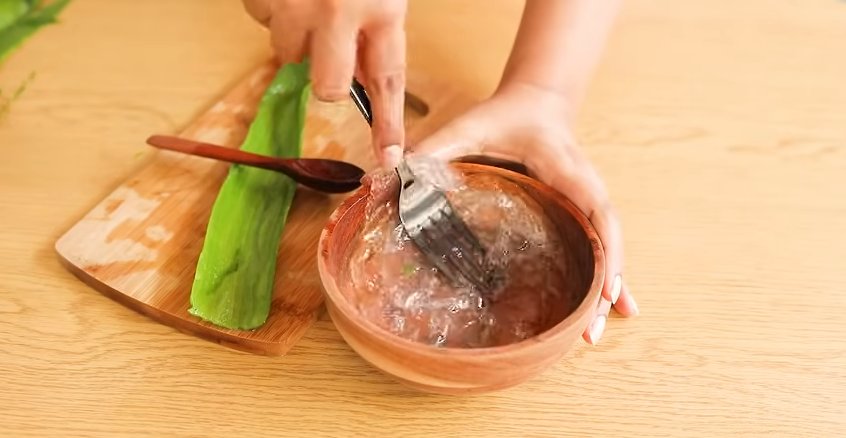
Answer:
[{"left": 1, "top": 0, "right": 844, "bottom": 436}]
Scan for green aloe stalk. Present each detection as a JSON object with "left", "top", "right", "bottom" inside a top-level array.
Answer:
[{"left": 189, "top": 61, "right": 311, "bottom": 330}]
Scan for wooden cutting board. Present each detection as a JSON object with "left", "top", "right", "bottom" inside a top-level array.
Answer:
[{"left": 55, "top": 60, "right": 474, "bottom": 356}]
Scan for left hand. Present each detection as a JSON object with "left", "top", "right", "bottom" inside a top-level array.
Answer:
[{"left": 409, "top": 82, "right": 639, "bottom": 344}]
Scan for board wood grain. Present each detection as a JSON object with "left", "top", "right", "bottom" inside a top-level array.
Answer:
[{"left": 54, "top": 60, "right": 475, "bottom": 355}]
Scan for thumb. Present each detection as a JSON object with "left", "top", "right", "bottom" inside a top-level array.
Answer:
[{"left": 532, "top": 148, "right": 630, "bottom": 310}]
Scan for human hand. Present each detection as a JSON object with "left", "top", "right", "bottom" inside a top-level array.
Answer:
[
  {"left": 242, "top": 0, "right": 407, "bottom": 166},
  {"left": 409, "top": 83, "right": 639, "bottom": 344}
]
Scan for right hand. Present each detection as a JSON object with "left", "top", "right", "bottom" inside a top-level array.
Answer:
[{"left": 242, "top": 0, "right": 408, "bottom": 167}]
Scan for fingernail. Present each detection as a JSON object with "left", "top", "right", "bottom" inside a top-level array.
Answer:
[
  {"left": 629, "top": 296, "right": 640, "bottom": 316},
  {"left": 588, "top": 315, "right": 607, "bottom": 345},
  {"left": 382, "top": 144, "right": 403, "bottom": 168},
  {"left": 610, "top": 274, "right": 622, "bottom": 305}
]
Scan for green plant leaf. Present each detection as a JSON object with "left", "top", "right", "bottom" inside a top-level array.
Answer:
[
  {"left": 0, "top": 0, "right": 72, "bottom": 62},
  {"left": 0, "top": 0, "right": 31, "bottom": 31}
]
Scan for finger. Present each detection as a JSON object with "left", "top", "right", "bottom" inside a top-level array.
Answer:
[
  {"left": 310, "top": 24, "right": 358, "bottom": 101},
  {"left": 269, "top": 14, "right": 310, "bottom": 65},
  {"left": 361, "top": 23, "right": 406, "bottom": 167},
  {"left": 582, "top": 297, "right": 612, "bottom": 345},
  {"left": 243, "top": 0, "right": 272, "bottom": 26},
  {"left": 613, "top": 281, "right": 639, "bottom": 317}
]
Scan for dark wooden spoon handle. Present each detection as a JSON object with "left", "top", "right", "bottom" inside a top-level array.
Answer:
[
  {"left": 146, "top": 135, "right": 292, "bottom": 173},
  {"left": 145, "top": 135, "right": 366, "bottom": 193}
]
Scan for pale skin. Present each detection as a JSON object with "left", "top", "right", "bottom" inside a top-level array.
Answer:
[{"left": 242, "top": 0, "right": 638, "bottom": 344}]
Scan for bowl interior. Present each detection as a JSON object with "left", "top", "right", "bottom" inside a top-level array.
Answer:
[{"left": 321, "top": 163, "right": 599, "bottom": 350}]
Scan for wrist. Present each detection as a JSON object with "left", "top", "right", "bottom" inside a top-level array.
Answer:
[
  {"left": 498, "top": 0, "right": 621, "bottom": 117},
  {"left": 493, "top": 80, "right": 576, "bottom": 123}
]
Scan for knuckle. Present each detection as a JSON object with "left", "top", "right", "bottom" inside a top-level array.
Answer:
[
  {"left": 369, "top": 69, "right": 406, "bottom": 94},
  {"left": 364, "top": 1, "right": 407, "bottom": 26},
  {"left": 313, "top": 84, "right": 348, "bottom": 101},
  {"left": 321, "top": 0, "right": 343, "bottom": 16}
]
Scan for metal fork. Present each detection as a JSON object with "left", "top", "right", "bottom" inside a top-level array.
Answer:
[
  {"left": 394, "top": 158, "right": 498, "bottom": 290},
  {"left": 348, "top": 80, "right": 497, "bottom": 291}
]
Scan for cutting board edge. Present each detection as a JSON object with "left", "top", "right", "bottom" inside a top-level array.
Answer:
[{"left": 53, "top": 242, "right": 316, "bottom": 357}]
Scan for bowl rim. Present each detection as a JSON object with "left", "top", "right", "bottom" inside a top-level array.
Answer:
[{"left": 316, "top": 162, "right": 606, "bottom": 357}]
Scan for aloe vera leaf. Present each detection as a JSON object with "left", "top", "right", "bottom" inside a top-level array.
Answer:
[
  {"left": 189, "top": 61, "right": 311, "bottom": 330},
  {"left": 0, "top": 0, "right": 72, "bottom": 62}
]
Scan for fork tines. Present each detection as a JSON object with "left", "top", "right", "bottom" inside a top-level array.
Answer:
[{"left": 396, "top": 158, "right": 496, "bottom": 292}]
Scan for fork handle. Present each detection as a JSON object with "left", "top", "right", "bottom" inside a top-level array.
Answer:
[{"left": 349, "top": 79, "right": 373, "bottom": 127}]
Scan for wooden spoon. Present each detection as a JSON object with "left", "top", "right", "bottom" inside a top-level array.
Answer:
[{"left": 146, "top": 135, "right": 366, "bottom": 193}]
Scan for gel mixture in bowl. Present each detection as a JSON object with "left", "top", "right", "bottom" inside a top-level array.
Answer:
[{"left": 346, "top": 166, "right": 584, "bottom": 348}]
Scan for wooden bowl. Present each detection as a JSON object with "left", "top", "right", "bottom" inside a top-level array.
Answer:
[{"left": 317, "top": 163, "right": 605, "bottom": 395}]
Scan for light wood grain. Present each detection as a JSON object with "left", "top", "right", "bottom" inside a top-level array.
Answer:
[
  {"left": 1, "top": 0, "right": 845, "bottom": 436},
  {"left": 52, "top": 59, "right": 473, "bottom": 356}
]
